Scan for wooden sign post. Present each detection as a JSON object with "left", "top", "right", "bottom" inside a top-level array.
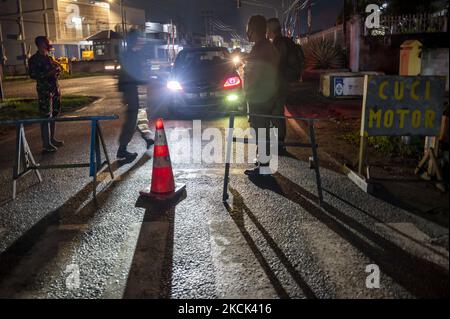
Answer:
[{"left": 354, "top": 75, "right": 446, "bottom": 191}]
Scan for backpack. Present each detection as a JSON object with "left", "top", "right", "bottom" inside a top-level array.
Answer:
[{"left": 284, "top": 38, "right": 305, "bottom": 83}]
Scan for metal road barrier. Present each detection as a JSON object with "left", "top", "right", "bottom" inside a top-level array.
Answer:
[
  {"left": 210, "top": 111, "right": 324, "bottom": 207},
  {"left": 0, "top": 115, "right": 119, "bottom": 200}
]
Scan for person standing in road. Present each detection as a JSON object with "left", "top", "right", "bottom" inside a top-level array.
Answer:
[
  {"left": 28, "top": 36, "right": 64, "bottom": 153},
  {"left": 267, "top": 18, "right": 304, "bottom": 153},
  {"left": 117, "top": 29, "right": 154, "bottom": 160},
  {"left": 244, "top": 15, "right": 280, "bottom": 177}
]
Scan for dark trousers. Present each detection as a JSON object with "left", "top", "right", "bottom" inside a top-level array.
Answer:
[
  {"left": 38, "top": 88, "right": 61, "bottom": 117},
  {"left": 119, "top": 85, "right": 153, "bottom": 148},
  {"left": 248, "top": 102, "right": 274, "bottom": 167},
  {"left": 119, "top": 85, "right": 140, "bottom": 148},
  {"left": 38, "top": 88, "right": 61, "bottom": 148},
  {"left": 273, "top": 81, "right": 288, "bottom": 143}
]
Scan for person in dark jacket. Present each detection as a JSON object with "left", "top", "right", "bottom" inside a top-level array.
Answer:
[
  {"left": 117, "top": 30, "right": 154, "bottom": 160},
  {"left": 28, "top": 36, "right": 64, "bottom": 153},
  {"left": 267, "top": 18, "right": 289, "bottom": 151},
  {"left": 244, "top": 15, "right": 280, "bottom": 176}
]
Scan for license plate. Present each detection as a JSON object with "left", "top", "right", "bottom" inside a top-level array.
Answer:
[{"left": 200, "top": 92, "right": 216, "bottom": 98}]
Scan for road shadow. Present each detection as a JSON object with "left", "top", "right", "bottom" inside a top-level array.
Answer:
[
  {"left": 370, "top": 182, "right": 449, "bottom": 229},
  {"left": 123, "top": 192, "right": 186, "bottom": 299},
  {"left": 321, "top": 188, "right": 449, "bottom": 258},
  {"left": 225, "top": 186, "right": 316, "bottom": 299},
  {"left": 247, "top": 173, "right": 449, "bottom": 298},
  {"left": 0, "top": 153, "right": 151, "bottom": 295},
  {"left": 0, "top": 149, "right": 150, "bottom": 206}
]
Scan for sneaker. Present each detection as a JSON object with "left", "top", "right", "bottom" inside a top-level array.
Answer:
[
  {"left": 42, "top": 144, "right": 58, "bottom": 153},
  {"left": 244, "top": 167, "right": 272, "bottom": 177},
  {"left": 145, "top": 138, "right": 155, "bottom": 150},
  {"left": 117, "top": 148, "right": 138, "bottom": 160},
  {"left": 51, "top": 139, "right": 65, "bottom": 147}
]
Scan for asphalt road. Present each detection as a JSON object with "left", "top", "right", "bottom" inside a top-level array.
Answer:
[{"left": 0, "top": 75, "right": 448, "bottom": 299}]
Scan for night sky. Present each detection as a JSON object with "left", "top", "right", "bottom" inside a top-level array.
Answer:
[{"left": 125, "top": 0, "right": 344, "bottom": 37}]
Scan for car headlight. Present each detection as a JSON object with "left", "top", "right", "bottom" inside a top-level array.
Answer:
[
  {"left": 167, "top": 80, "right": 183, "bottom": 91},
  {"left": 226, "top": 94, "right": 239, "bottom": 103}
]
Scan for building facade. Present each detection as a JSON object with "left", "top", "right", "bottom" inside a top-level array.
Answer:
[{"left": 0, "top": 0, "right": 145, "bottom": 75}]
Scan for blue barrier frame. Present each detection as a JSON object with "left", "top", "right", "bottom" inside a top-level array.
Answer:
[{"left": 0, "top": 115, "right": 118, "bottom": 200}]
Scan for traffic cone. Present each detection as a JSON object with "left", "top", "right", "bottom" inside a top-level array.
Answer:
[{"left": 140, "top": 118, "right": 186, "bottom": 201}]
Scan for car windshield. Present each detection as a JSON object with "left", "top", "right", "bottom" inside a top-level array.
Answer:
[{"left": 175, "top": 50, "right": 229, "bottom": 69}]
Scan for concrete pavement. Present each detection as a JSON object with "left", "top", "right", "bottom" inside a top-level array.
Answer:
[{"left": 0, "top": 75, "right": 448, "bottom": 299}]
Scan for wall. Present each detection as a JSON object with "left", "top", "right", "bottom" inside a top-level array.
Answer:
[
  {"left": 299, "top": 24, "right": 345, "bottom": 48},
  {"left": 0, "top": 0, "right": 57, "bottom": 74},
  {"left": 347, "top": 15, "right": 449, "bottom": 75},
  {"left": 358, "top": 38, "right": 400, "bottom": 74},
  {"left": 70, "top": 59, "right": 118, "bottom": 74},
  {"left": 55, "top": 0, "right": 110, "bottom": 42},
  {"left": 109, "top": 3, "right": 145, "bottom": 33},
  {"left": 422, "top": 48, "right": 449, "bottom": 91}
]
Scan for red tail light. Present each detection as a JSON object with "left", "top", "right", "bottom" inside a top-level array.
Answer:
[{"left": 223, "top": 76, "right": 241, "bottom": 90}]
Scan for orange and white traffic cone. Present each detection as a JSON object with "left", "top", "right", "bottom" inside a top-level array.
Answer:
[{"left": 140, "top": 118, "right": 186, "bottom": 201}]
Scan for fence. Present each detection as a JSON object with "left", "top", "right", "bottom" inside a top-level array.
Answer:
[
  {"left": 364, "top": 12, "right": 448, "bottom": 36},
  {"left": 298, "top": 24, "right": 345, "bottom": 47},
  {"left": 299, "top": 11, "right": 448, "bottom": 47}
]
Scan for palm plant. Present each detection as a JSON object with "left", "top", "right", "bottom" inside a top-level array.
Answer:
[{"left": 303, "top": 39, "right": 345, "bottom": 70}]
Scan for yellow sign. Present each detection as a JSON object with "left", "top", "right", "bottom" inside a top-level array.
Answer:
[
  {"left": 361, "top": 76, "right": 446, "bottom": 137},
  {"left": 82, "top": 50, "right": 94, "bottom": 60}
]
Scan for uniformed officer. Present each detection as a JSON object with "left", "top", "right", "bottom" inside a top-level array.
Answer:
[
  {"left": 29, "top": 36, "right": 64, "bottom": 153},
  {"left": 244, "top": 15, "right": 279, "bottom": 176},
  {"left": 117, "top": 29, "right": 154, "bottom": 160}
]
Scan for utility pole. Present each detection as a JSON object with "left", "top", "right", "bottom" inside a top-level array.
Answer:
[
  {"left": 343, "top": 0, "right": 348, "bottom": 63},
  {"left": 297, "top": 3, "right": 301, "bottom": 38},
  {"left": 0, "top": 22, "right": 5, "bottom": 101},
  {"left": 343, "top": 0, "right": 347, "bottom": 33},
  {"left": 307, "top": 0, "right": 312, "bottom": 37},
  {"left": 201, "top": 10, "right": 213, "bottom": 45},
  {"left": 121, "top": 0, "right": 126, "bottom": 37},
  {"left": 42, "top": 0, "right": 50, "bottom": 37},
  {"left": 17, "top": 0, "right": 28, "bottom": 71}
]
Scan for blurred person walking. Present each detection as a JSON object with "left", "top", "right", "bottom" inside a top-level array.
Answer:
[{"left": 117, "top": 29, "right": 154, "bottom": 160}]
